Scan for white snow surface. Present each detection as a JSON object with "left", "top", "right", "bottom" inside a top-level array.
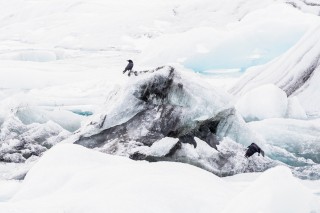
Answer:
[
  {"left": 141, "top": 3, "right": 319, "bottom": 72},
  {"left": 235, "top": 84, "right": 288, "bottom": 121},
  {"left": 222, "top": 166, "right": 320, "bottom": 213},
  {"left": 0, "top": 144, "right": 319, "bottom": 213},
  {"left": 286, "top": 96, "right": 308, "bottom": 119}
]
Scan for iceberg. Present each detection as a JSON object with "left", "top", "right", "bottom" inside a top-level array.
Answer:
[
  {"left": 70, "top": 66, "right": 276, "bottom": 176},
  {"left": 235, "top": 84, "right": 288, "bottom": 121}
]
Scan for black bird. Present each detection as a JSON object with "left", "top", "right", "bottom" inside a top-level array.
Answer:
[
  {"left": 123, "top": 60, "right": 134, "bottom": 74},
  {"left": 245, "top": 143, "right": 264, "bottom": 158}
]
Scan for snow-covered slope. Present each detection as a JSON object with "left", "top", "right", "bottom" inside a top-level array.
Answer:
[
  {"left": 286, "top": 0, "right": 320, "bottom": 15},
  {"left": 0, "top": 0, "right": 312, "bottom": 52},
  {"left": 0, "top": 0, "right": 318, "bottom": 85},
  {"left": 230, "top": 24, "right": 320, "bottom": 116},
  {"left": 0, "top": 144, "right": 318, "bottom": 213},
  {"left": 140, "top": 2, "right": 320, "bottom": 72},
  {"left": 222, "top": 166, "right": 320, "bottom": 213}
]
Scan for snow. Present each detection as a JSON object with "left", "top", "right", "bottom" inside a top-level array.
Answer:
[
  {"left": 230, "top": 24, "right": 320, "bottom": 117},
  {"left": 286, "top": 96, "right": 308, "bottom": 119},
  {"left": 0, "top": 144, "right": 233, "bottom": 213},
  {"left": 134, "top": 137, "right": 180, "bottom": 157},
  {"left": 235, "top": 84, "right": 288, "bottom": 121},
  {"left": 0, "top": 50, "right": 65, "bottom": 62},
  {"left": 222, "top": 166, "right": 320, "bottom": 213},
  {"left": 0, "top": 180, "right": 21, "bottom": 202},
  {"left": 140, "top": 3, "right": 319, "bottom": 72},
  {"left": 0, "top": 0, "right": 319, "bottom": 211},
  {"left": 0, "top": 144, "right": 318, "bottom": 213}
]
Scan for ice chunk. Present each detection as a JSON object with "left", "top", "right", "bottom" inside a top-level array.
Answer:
[
  {"left": 140, "top": 137, "right": 179, "bottom": 157},
  {"left": 16, "top": 107, "right": 83, "bottom": 132},
  {"left": 248, "top": 118, "right": 320, "bottom": 165},
  {"left": 286, "top": 96, "right": 307, "bottom": 119},
  {"left": 0, "top": 114, "right": 70, "bottom": 163},
  {"left": 235, "top": 84, "right": 288, "bottom": 121},
  {"left": 133, "top": 137, "right": 276, "bottom": 177}
]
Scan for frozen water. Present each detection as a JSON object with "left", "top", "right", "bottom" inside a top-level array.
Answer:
[
  {"left": 0, "top": 2, "right": 319, "bottom": 212},
  {"left": 235, "top": 84, "right": 288, "bottom": 121},
  {"left": 134, "top": 137, "right": 276, "bottom": 176},
  {"left": 231, "top": 24, "right": 320, "bottom": 117},
  {"left": 248, "top": 118, "right": 320, "bottom": 165},
  {"left": 286, "top": 96, "right": 308, "bottom": 119},
  {"left": 0, "top": 50, "right": 65, "bottom": 62}
]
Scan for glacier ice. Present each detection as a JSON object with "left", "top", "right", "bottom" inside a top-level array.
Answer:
[
  {"left": 0, "top": 0, "right": 319, "bottom": 183},
  {"left": 71, "top": 66, "right": 277, "bottom": 176},
  {"left": 235, "top": 84, "right": 288, "bottom": 121},
  {"left": 248, "top": 118, "right": 320, "bottom": 165},
  {"left": 70, "top": 65, "right": 320, "bottom": 179},
  {"left": 222, "top": 166, "right": 320, "bottom": 213},
  {"left": 286, "top": 96, "right": 308, "bottom": 119},
  {"left": 230, "top": 24, "right": 320, "bottom": 117},
  {"left": 0, "top": 105, "right": 73, "bottom": 163},
  {"left": 140, "top": 2, "right": 319, "bottom": 73}
]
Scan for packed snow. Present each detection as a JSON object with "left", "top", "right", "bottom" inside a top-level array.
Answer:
[
  {"left": 235, "top": 84, "right": 288, "bottom": 121},
  {"left": 0, "top": 144, "right": 318, "bottom": 213}
]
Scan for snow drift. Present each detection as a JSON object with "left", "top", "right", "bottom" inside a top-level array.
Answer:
[
  {"left": 222, "top": 166, "right": 320, "bottom": 213},
  {"left": 235, "top": 84, "right": 288, "bottom": 121},
  {"left": 0, "top": 144, "right": 318, "bottom": 213}
]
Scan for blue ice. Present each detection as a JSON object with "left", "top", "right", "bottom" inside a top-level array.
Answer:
[{"left": 184, "top": 27, "right": 306, "bottom": 73}]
